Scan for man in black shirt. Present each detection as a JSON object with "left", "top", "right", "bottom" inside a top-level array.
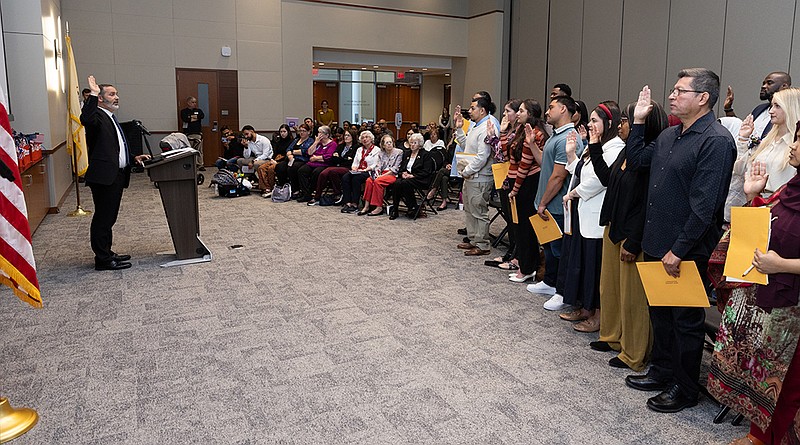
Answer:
[
  {"left": 624, "top": 69, "right": 735, "bottom": 413},
  {"left": 180, "top": 96, "right": 205, "bottom": 170}
]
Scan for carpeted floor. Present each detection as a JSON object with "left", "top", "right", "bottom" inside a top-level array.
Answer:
[{"left": 0, "top": 170, "right": 747, "bottom": 444}]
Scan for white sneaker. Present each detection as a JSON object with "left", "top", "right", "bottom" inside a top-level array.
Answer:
[
  {"left": 262, "top": 192, "right": 272, "bottom": 198},
  {"left": 526, "top": 281, "right": 556, "bottom": 295},
  {"left": 543, "top": 294, "right": 571, "bottom": 311},
  {"left": 509, "top": 272, "right": 535, "bottom": 283}
]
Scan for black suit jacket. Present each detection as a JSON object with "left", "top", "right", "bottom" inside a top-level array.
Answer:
[
  {"left": 80, "top": 95, "right": 132, "bottom": 187},
  {"left": 399, "top": 150, "right": 434, "bottom": 186}
]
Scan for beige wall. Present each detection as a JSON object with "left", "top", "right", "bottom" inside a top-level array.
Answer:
[
  {"left": 420, "top": 74, "right": 447, "bottom": 126},
  {"left": 511, "top": 0, "right": 800, "bottom": 117}
]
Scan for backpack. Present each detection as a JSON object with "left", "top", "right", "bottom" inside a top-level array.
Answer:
[
  {"left": 271, "top": 183, "right": 292, "bottom": 202},
  {"left": 212, "top": 169, "right": 249, "bottom": 198}
]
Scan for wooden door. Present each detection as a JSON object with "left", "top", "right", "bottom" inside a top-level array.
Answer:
[
  {"left": 313, "top": 81, "right": 339, "bottom": 126},
  {"left": 176, "top": 68, "right": 239, "bottom": 166}
]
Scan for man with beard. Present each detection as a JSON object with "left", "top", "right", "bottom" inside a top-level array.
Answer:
[{"left": 723, "top": 71, "right": 791, "bottom": 138}]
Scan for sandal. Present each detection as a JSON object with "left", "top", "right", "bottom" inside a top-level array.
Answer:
[{"left": 498, "top": 262, "right": 519, "bottom": 271}]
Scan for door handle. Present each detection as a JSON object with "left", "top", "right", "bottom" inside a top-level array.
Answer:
[{"left": 211, "top": 121, "right": 218, "bottom": 132}]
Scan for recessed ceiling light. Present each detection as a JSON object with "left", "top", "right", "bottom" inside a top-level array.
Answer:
[
  {"left": 445, "top": 73, "right": 450, "bottom": 76},
  {"left": 373, "top": 65, "right": 379, "bottom": 68},
  {"left": 409, "top": 69, "right": 415, "bottom": 72},
  {"left": 318, "top": 62, "right": 325, "bottom": 66},
  {"left": 361, "top": 67, "right": 367, "bottom": 70},
  {"left": 422, "top": 68, "right": 428, "bottom": 71}
]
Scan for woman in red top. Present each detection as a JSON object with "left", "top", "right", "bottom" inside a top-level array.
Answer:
[{"left": 509, "top": 99, "right": 548, "bottom": 282}]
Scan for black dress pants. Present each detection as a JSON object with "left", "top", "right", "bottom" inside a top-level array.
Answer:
[
  {"left": 514, "top": 173, "right": 540, "bottom": 275},
  {"left": 341, "top": 171, "right": 368, "bottom": 205},
  {"left": 88, "top": 170, "right": 126, "bottom": 264},
  {"left": 298, "top": 164, "right": 327, "bottom": 199},
  {"left": 644, "top": 253, "right": 708, "bottom": 400},
  {"left": 391, "top": 177, "right": 428, "bottom": 211}
]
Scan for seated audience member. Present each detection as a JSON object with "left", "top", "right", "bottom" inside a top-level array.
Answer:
[
  {"left": 333, "top": 127, "right": 344, "bottom": 145},
  {"left": 389, "top": 133, "right": 433, "bottom": 219},
  {"left": 310, "top": 128, "right": 359, "bottom": 205},
  {"left": 304, "top": 117, "right": 318, "bottom": 137},
  {"left": 423, "top": 125, "right": 446, "bottom": 152},
  {"left": 589, "top": 101, "right": 668, "bottom": 372},
  {"left": 707, "top": 121, "right": 800, "bottom": 445},
  {"left": 236, "top": 126, "right": 273, "bottom": 183},
  {"left": 551, "top": 103, "right": 625, "bottom": 335},
  {"left": 297, "top": 125, "right": 338, "bottom": 202},
  {"left": 410, "top": 122, "right": 420, "bottom": 133},
  {"left": 257, "top": 124, "right": 293, "bottom": 198},
  {"left": 215, "top": 127, "right": 245, "bottom": 171},
  {"left": 426, "top": 133, "right": 458, "bottom": 210},
  {"left": 358, "top": 133, "right": 403, "bottom": 216},
  {"left": 275, "top": 123, "right": 313, "bottom": 192},
  {"left": 342, "top": 120, "right": 351, "bottom": 132},
  {"left": 341, "top": 131, "right": 379, "bottom": 213},
  {"left": 400, "top": 128, "right": 418, "bottom": 150}
]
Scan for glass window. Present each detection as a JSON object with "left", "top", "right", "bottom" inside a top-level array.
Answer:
[
  {"left": 312, "top": 69, "right": 339, "bottom": 81},
  {"left": 340, "top": 70, "right": 375, "bottom": 82},
  {"left": 376, "top": 71, "right": 395, "bottom": 83},
  {"left": 340, "top": 82, "right": 375, "bottom": 124}
]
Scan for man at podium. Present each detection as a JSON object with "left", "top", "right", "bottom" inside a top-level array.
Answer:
[{"left": 81, "top": 75, "right": 151, "bottom": 271}]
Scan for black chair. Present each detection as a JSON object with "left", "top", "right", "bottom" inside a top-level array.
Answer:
[{"left": 411, "top": 149, "right": 446, "bottom": 220}]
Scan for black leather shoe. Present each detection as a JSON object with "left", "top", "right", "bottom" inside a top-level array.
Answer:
[
  {"left": 112, "top": 254, "right": 131, "bottom": 262},
  {"left": 590, "top": 341, "right": 613, "bottom": 352},
  {"left": 608, "top": 357, "right": 630, "bottom": 369},
  {"left": 457, "top": 228, "right": 468, "bottom": 235},
  {"left": 625, "top": 374, "right": 669, "bottom": 392},
  {"left": 646, "top": 385, "right": 698, "bottom": 413},
  {"left": 95, "top": 260, "right": 132, "bottom": 271},
  {"left": 389, "top": 212, "right": 399, "bottom": 220}
]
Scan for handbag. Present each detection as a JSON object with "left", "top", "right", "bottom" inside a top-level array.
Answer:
[{"left": 271, "top": 183, "right": 292, "bottom": 202}]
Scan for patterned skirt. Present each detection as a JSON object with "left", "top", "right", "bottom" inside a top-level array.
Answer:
[{"left": 707, "top": 286, "right": 800, "bottom": 433}]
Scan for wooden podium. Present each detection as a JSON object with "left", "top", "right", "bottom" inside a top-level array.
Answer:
[{"left": 144, "top": 149, "right": 211, "bottom": 267}]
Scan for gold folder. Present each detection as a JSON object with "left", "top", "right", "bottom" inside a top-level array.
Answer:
[
  {"left": 636, "top": 261, "right": 710, "bottom": 307},
  {"left": 723, "top": 206, "right": 770, "bottom": 286},
  {"left": 509, "top": 196, "right": 518, "bottom": 224},
  {"left": 529, "top": 209, "right": 562, "bottom": 244},
  {"left": 491, "top": 162, "right": 510, "bottom": 190}
]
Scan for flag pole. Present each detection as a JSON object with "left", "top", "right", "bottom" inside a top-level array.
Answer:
[
  {"left": 67, "top": 139, "right": 89, "bottom": 217},
  {"left": 0, "top": 397, "right": 38, "bottom": 442},
  {"left": 65, "top": 23, "right": 90, "bottom": 217}
]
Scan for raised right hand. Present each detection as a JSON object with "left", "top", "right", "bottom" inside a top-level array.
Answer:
[
  {"left": 487, "top": 119, "right": 497, "bottom": 137},
  {"left": 524, "top": 123, "right": 534, "bottom": 146},
  {"left": 454, "top": 106, "right": 463, "bottom": 128},
  {"left": 739, "top": 114, "right": 755, "bottom": 140},
  {"left": 744, "top": 160, "right": 769, "bottom": 197},
  {"left": 724, "top": 85, "right": 734, "bottom": 110},
  {"left": 87, "top": 75, "right": 100, "bottom": 95},
  {"left": 499, "top": 115, "right": 509, "bottom": 133},
  {"left": 633, "top": 85, "right": 653, "bottom": 123},
  {"left": 565, "top": 131, "right": 577, "bottom": 157}
]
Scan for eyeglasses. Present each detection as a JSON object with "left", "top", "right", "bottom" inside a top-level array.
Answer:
[{"left": 669, "top": 88, "right": 704, "bottom": 97}]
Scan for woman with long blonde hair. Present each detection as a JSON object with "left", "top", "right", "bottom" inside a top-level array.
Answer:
[{"left": 738, "top": 88, "right": 800, "bottom": 198}]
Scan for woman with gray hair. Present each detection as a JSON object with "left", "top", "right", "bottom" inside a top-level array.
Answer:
[
  {"left": 389, "top": 133, "right": 434, "bottom": 219},
  {"left": 340, "top": 131, "right": 379, "bottom": 213}
]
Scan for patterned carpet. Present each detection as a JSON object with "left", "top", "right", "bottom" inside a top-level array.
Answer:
[{"left": 0, "top": 171, "right": 746, "bottom": 444}]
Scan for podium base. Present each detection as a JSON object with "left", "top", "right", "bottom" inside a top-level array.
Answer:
[
  {"left": 0, "top": 397, "right": 38, "bottom": 443},
  {"left": 160, "top": 254, "right": 212, "bottom": 268}
]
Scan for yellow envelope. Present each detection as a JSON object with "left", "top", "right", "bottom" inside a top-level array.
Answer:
[
  {"left": 723, "top": 206, "right": 770, "bottom": 285},
  {"left": 509, "top": 196, "right": 518, "bottom": 224},
  {"left": 492, "top": 162, "right": 510, "bottom": 190},
  {"left": 529, "top": 210, "right": 562, "bottom": 244},
  {"left": 636, "top": 261, "right": 710, "bottom": 307}
]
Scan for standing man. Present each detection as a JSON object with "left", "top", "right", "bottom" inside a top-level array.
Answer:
[
  {"left": 624, "top": 69, "right": 735, "bottom": 413},
  {"left": 80, "top": 75, "right": 150, "bottom": 271},
  {"left": 550, "top": 83, "right": 572, "bottom": 100},
  {"left": 180, "top": 96, "right": 205, "bottom": 170},
  {"left": 454, "top": 96, "right": 495, "bottom": 256},
  {"left": 317, "top": 100, "right": 335, "bottom": 127},
  {"left": 723, "top": 71, "right": 791, "bottom": 139},
  {"left": 527, "top": 96, "right": 578, "bottom": 310}
]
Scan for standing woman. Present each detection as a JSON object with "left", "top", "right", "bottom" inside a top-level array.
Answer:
[
  {"left": 258, "top": 124, "right": 293, "bottom": 198},
  {"left": 311, "top": 128, "right": 359, "bottom": 205},
  {"left": 588, "top": 101, "right": 668, "bottom": 369},
  {"left": 550, "top": 102, "right": 625, "bottom": 334},
  {"left": 707, "top": 121, "right": 800, "bottom": 445},
  {"left": 341, "top": 131, "right": 378, "bottom": 213},
  {"left": 506, "top": 99, "right": 548, "bottom": 282},
  {"left": 439, "top": 106, "right": 452, "bottom": 142},
  {"left": 359, "top": 133, "right": 403, "bottom": 216},
  {"left": 275, "top": 123, "right": 313, "bottom": 192}
]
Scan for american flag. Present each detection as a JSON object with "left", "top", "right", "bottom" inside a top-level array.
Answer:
[{"left": 0, "top": 87, "right": 41, "bottom": 308}]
